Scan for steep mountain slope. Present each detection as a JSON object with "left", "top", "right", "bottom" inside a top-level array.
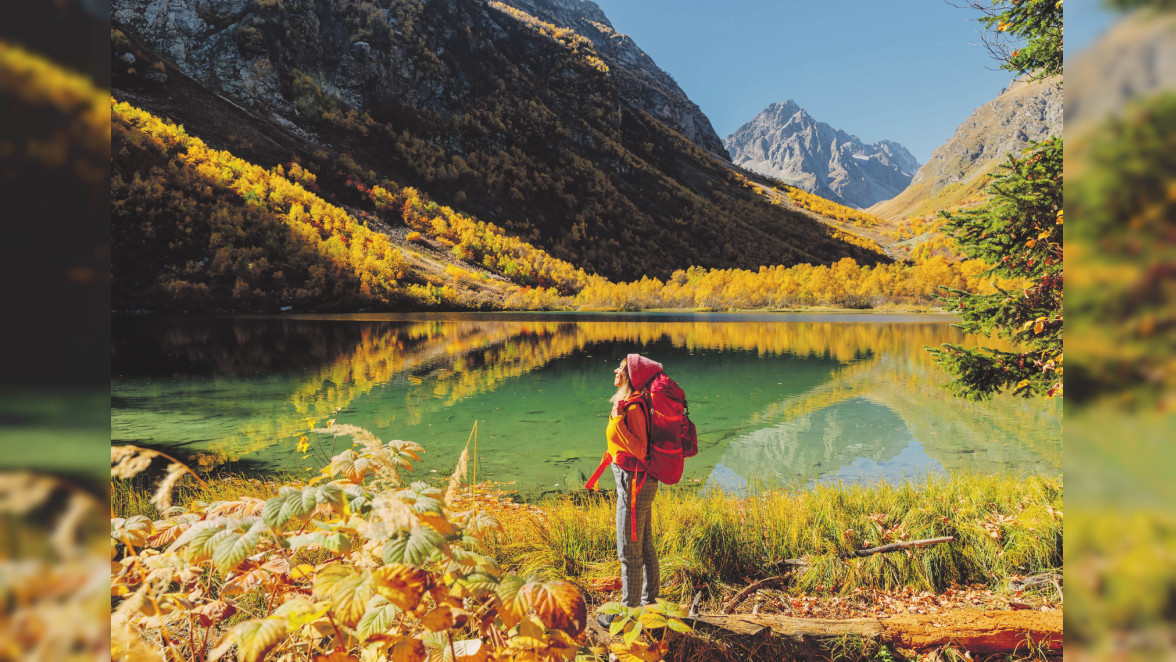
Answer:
[
  {"left": 868, "top": 75, "right": 1061, "bottom": 221},
  {"left": 724, "top": 100, "right": 919, "bottom": 210},
  {"left": 498, "top": 0, "right": 728, "bottom": 158},
  {"left": 111, "top": 0, "right": 885, "bottom": 284}
]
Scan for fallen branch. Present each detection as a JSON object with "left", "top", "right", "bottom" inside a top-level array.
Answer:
[
  {"left": 723, "top": 572, "right": 798, "bottom": 614},
  {"left": 1009, "top": 572, "right": 1062, "bottom": 592},
  {"left": 691, "top": 611, "right": 1062, "bottom": 656},
  {"left": 730, "top": 537, "right": 956, "bottom": 613},
  {"left": 847, "top": 536, "right": 956, "bottom": 558}
]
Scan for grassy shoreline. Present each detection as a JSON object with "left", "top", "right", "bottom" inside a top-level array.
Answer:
[{"left": 114, "top": 469, "right": 1061, "bottom": 601}]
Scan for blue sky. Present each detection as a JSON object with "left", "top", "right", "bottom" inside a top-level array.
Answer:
[{"left": 589, "top": 0, "right": 1112, "bottom": 164}]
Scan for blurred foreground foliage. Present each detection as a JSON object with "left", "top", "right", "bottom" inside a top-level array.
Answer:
[
  {"left": 1067, "top": 92, "right": 1176, "bottom": 410},
  {"left": 1064, "top": 4, "right": 1176, "bottom": 658},
  {"left": 109, "top": 426, "right": 684, "bottom": 662}
]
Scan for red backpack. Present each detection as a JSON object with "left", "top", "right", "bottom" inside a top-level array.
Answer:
[
  {"left": 639, "top": 371, "right": 698, "bottom": 484},
  {"left": 584, "top": 370, "right": 698, "bottom": 489}
]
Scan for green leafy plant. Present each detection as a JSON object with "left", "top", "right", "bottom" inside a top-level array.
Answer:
[{"left": 590, "top": 600, "right": 690, "bottom": 662}]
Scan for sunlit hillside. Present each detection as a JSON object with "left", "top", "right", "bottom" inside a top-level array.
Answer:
[
  {"left": 112, "top": 100, "right": 1011, "bottom": 313},
  {"left": 111, "top": 0, "right": 888, "bottom": 284}
]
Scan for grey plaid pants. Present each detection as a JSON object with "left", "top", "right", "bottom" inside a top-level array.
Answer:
[{"left": 612, "top": 464, "right": 659, "bottom": 607}]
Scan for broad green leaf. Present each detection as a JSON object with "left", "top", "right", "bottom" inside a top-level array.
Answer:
[
  {"left": 310, "top": 484, "right": 346, "bottom": 509},
  {"left": 454, "top": 572, "right": 498, "bottom": 598},
  {"left": 381, "top": 526, "right": 447, "bottom": 566},
  {"left": 287, "top": 531, "right": 327, "bottom": 550},
  {"left": 657, "top": 598, "right": 689, "bottom": 619},
  {"left": 189, "top": 527, "right": 233, "bottom": 564},
  {"left": 166, "top": 517, "right": 220, "bottom": 551},
  {"left": 597, "top": 602, "right": 629, "bottom": 616},
  {"left": 213, "top": 521, "right": 263, "bottom": 574},
  {"left": 609, "top": 617, "right": 626, "bottom": 637},
  {"left": 621, "top": 622, "right": 643, "bottom": 645},
  {"left": 411, "top": 496, "right": 445, "bottom": 516},
  {"left": 263, "top": 490, "right": 295, "bottom": 528},
  {"left": 312, "top": 564, "right": 372, "bottom": 627},
  {"left": 323, "top": 531, "right": 353, "bottom": 555},
  {"left": 263, "top": 486, "right": 315, "bottom": 528},
  {"left": 637, "top": 611, "right": 666, "bottom": 629},
  {"left": 406, "top": 482, "right": 442, "bottom": 498},
  {"left": 231, "top": 618, "right": 287, "bottom": 662},
  {"left": 356, "top": 596, "right": 399, "bottom": 642},
  {"left": 666, "top": 617, "right": 692, "bottom": 633},
  {"left": 494, "top": 575, "right": 527, "bottom": 628}
]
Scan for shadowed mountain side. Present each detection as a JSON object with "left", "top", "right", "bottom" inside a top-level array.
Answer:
[{"left": 494, "top": 0, "right": 729, "bottom": 157}]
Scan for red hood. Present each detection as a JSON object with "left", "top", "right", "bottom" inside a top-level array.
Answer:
[{"left": 626, "top": 353, "right": 663, "bottom": 390}]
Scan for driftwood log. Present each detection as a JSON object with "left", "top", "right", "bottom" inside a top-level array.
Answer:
[
  {"left": 688, "top": 611, "right": 1062, "bottom": 655},
  {"left": 724, "top": 537, "right": 956, "bottom": 613}
]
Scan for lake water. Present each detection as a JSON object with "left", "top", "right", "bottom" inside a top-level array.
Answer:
[{"left": 111, "top": 312, "right": 1061, "bottom": 496}]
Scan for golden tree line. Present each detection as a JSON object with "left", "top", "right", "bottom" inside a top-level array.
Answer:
[
  {"left": 113, "top": 100, "right": 409, "bottom": 309},
  {"left": 114, "top": 100, "right": 1011, "bottom": 312},
  {"left": 780, "top": 184, "right": 884, "bottom": 229}
]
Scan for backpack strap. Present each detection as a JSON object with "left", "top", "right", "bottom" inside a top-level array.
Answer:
[
  {"left": 628, "top": 467, "right": 648, "bottom": 541},
  {"left": 584, "top": 452, "right": 612, "bottom": 491},
  {"left": 631, "top": 390, "right": 652, "bottom": 542}
]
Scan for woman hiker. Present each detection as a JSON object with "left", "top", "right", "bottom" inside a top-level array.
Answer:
[{"left": 586, "top": 353, "right": 664, "bottom": 629}]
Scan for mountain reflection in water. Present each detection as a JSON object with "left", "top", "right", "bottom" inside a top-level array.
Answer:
[{"left": 111, "top": 313, "right": 1061, "bottom": 494}]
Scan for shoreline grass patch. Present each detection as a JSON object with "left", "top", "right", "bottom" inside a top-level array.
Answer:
[{"left": 480, "top": 472, "right": 1062, "bottom": 601}]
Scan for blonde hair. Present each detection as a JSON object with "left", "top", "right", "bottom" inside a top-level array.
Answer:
[{"left": 609, "top": 360, "right": 633, "bottom": 416}]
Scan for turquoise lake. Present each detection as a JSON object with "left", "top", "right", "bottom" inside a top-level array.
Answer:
[{"left": 110, "top": 312, "right": 1062, "bottom": 496}]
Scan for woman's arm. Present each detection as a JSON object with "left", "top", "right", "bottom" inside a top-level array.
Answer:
[{"left": 617, "top": 404, "right": 648, "bottom": 460}]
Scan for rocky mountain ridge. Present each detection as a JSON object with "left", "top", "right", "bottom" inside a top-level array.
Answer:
[
  {"left": 499, "top": 0, "right": 728, "bottom": 157},
  {"left": 868, "top": 75, "right": 1062, "bottom": 221},
  {"left": 723, "top": 100, "right": 920, "bottom": 209},
  {"left": 111, "top": 0, "right": 727, "bottom": 158}
]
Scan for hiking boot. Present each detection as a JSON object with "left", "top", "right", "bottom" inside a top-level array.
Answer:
[{"left": 595, "top": 612, "right": 617, "bottom": 630}]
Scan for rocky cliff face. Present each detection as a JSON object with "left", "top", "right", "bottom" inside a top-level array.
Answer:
[
  {"left": 723, "top": 100, "right": 920, "bottom": 209},
  {"left": 499, "top": 0, "right": 728, "bottom": 158},
  {"left": 111, "top": 0, "right": 727, "bottom": 158},
  {"left": 868, "top": 75, "right": 1061, "bottom": 221}
]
